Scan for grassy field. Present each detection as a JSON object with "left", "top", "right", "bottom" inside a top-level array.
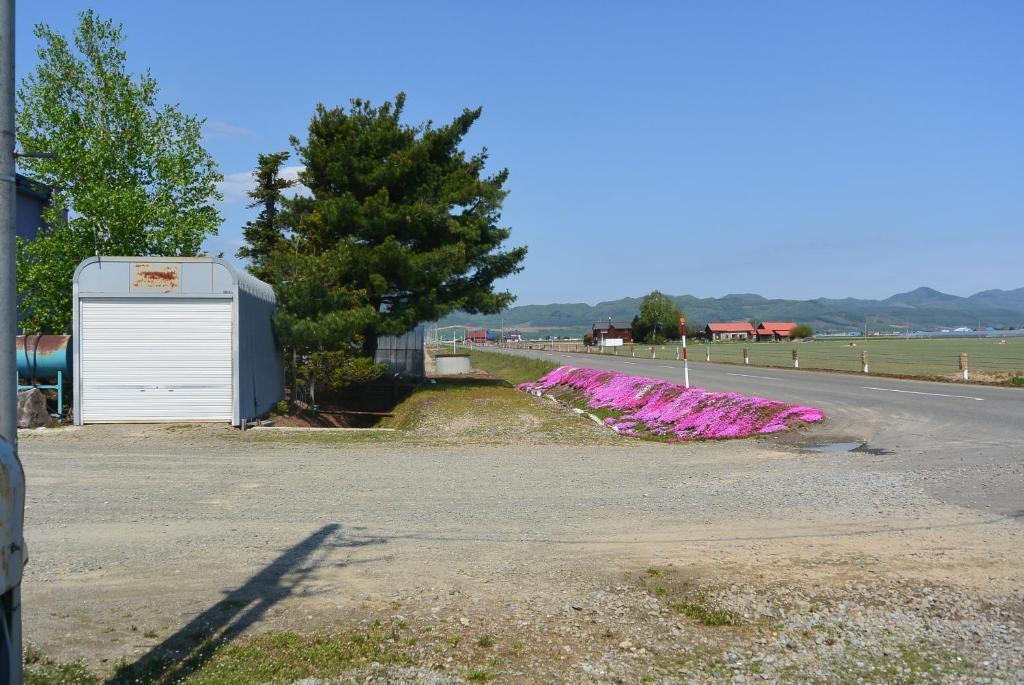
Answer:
[
  {"left": 465, "top": 349, "right": 557, "bottom": 384},
  {"left": 504, "top": 337, "right": 1024, "bottom": 383}
]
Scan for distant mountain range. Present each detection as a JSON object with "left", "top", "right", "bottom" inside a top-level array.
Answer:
[{"left": 439, "top": 287, "right": 1024, "bottom": 334}]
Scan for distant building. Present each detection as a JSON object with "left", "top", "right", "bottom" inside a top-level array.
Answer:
[
  {"left": 16, "top": 173, "right": 55, "bottom": 241},
  {"left": 16, "top": 174, "right": 61, "bottom": 333},
  {"left": 465, "top": 330, "right": 488, "bottom": 343},
  {"left": 592, "top": 320, "right": 633, "bottom": 343},
  {"left": 504, "top": 329, "right": 522, "bottom": 342},
  {"left": 705, "top": 322, "right": 755, "bottom": 341},
  {"left": 755, "top": 322, "right": 797, "bottom": 341}
]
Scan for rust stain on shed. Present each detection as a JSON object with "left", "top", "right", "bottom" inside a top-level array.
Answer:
[{"left": 132, "top": 263, "right": 179, "bottom": 292}]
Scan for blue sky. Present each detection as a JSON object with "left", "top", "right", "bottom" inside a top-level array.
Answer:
[{"left": 17, "top": 1, "right": 1024, "bottom": 305}]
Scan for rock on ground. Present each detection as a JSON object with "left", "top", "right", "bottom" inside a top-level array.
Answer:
[{"left": 17, "top": 387, "right": 50, "bottom": 428}]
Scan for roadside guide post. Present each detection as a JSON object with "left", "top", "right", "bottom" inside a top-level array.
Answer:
[
  {"left": 705, "top": 346, "right": 710, "bottom": 362},
  {"left": 683, "top": 335, "right": 690, "bottom": 389},
  {"left": 743, "top": 347, "right": 749, "bottom": 365},
  {"left": 792, "top": 348, "right": 799, "bottom": 369},
  {"left": 959, "top": 353, "right": 969, "bottom": 382},
  {"left": 862, "top": 350, "right": 869, "bottom": 374}
]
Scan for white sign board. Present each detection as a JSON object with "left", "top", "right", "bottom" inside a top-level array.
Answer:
[{"left": 600, "top": 338, "right": 624, "bottom": 347}]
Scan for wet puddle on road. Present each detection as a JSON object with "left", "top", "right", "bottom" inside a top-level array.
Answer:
[
  {"left": 803, "top": 442, "right": 864, "bottom": 452},
  {"left": 802, "top": 442, "right": 892, "bottom": 455}
]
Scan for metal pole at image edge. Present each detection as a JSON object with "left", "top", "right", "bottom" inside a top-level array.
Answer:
[{"left": 0, "top": 1, "right": 25, "bottom": 683}]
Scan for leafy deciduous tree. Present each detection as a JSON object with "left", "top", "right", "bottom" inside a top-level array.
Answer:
[
  {"left": 790, "top": 323, "right": 814, "bottom": 339},
  {"left": 632, "top": 291, "right": 684, "bottom": 344},
  {"left": 16, "top": 10, "right": 222, "bottom": 332}
]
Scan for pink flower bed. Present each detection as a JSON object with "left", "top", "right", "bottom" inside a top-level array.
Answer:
[{"left": 519, "top": 366, "right": 824, "bottom": 440}]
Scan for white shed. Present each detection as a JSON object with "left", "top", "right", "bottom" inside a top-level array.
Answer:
[{"left": 72, "top": 256, "right": 283, "bottom": 425}]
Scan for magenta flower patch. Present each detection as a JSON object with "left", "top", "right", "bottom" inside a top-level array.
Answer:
[{"left": 518, "top": 366, "right": 824, "bottom": 441}]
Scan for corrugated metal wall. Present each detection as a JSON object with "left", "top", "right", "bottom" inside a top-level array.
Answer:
[
  {"left": 236, "top": 279, "right": 284, "bottom": 424},
  {"left": 375, "top": 326, "right": 425, "bottom": 379}
]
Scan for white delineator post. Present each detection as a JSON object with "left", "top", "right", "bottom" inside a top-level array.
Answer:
[
  {"left": 743, "top": 347, "right": 749, "bottom": 365},
  {"left": 705, "top": 346, "right": 710, "bottom": 362},
  {"left": 862, "top": 350, "right": 869, "bottom": 374},
  {"left": 683, "top": 335, "right": 690, "bottom": 388},
  {"left": 959, "top": 353, "right": 969, "bottom": 382},
  {"left": 792, "top": 348, "right": 799, "bottom": 369}
]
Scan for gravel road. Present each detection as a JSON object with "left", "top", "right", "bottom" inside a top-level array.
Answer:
[{"left": 17, "top": 423, "right": 1024, "bottom": 683}]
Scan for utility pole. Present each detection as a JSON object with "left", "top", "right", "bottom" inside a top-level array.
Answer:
[{"left": 0, "top": 2, "right": 25, "bottom": 683}]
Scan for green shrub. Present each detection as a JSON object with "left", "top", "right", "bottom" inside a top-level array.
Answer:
[{"left": 790, "top": 324, "right": 814, "bottom": 339}]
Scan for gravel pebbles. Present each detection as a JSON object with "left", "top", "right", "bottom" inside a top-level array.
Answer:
[{"left": 17, "top": 424, "right": 1024, "bottom": 683}]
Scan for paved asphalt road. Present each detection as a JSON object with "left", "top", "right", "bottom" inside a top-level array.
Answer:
[{"left": 487, "top": 346, "right": 1024, "bottom": 517}]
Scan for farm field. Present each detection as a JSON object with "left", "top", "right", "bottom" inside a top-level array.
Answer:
[{"left": 497, "top": 336, "right": 1024, "bottom": 383}]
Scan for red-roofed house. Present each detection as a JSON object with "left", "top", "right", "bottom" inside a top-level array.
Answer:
[
  {"left": 465, "top": 330, "right": 488, "bottom": 344},
  {"left": 592, "top": 320, "right": 633, "bottom": 344},
  {"left": 756, "top": 322, "right": 797, "bottom": 341},
  {"left": 705, "top": 322, "right": 756, "bottom": 341}
]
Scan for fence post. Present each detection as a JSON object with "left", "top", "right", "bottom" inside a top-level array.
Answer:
[
  {"left": 743, "top": 347, "right": 749, "bottom": 365},
  {"left": 792, "top": 349, "right": 799, "bottom": 369},
  {"left": 959, "top": 353, "right": 969, "bottom": 382},
  {"left": 862, "top": 350, "right": 869, "bottom": 374}
]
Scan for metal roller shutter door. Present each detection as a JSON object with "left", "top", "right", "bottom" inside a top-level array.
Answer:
[{"left": 80, "top": 298, "right": 233, "bottom": 422}]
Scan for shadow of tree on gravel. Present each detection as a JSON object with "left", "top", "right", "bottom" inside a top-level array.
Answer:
[{"left": 109, "top": 523, "right": 387, "bottom": 684}]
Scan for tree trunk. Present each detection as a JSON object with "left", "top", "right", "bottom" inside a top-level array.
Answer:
[{"left": 362, "top": 333, "right": 379, "bottom": 360}]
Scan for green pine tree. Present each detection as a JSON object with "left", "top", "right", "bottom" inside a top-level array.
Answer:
[
  {"left": 253, "top": 93, "right": 527, "bottom": 394},
  {"left": 236, "top": 152, "right": 294, "bottom": 281}
]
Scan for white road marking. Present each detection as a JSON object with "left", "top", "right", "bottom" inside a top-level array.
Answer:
[
  {"left": 660, "top": 365, "right": 676, "bottom": 369},
  {"left": 622, "top": 361, "right": 638, "bottom": 365},
  {"left": 727, "top": 372, "right": 780, "bottom": 381},
  {"left": 862, "top": 387, "right": 984, "bottom": 401}
]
